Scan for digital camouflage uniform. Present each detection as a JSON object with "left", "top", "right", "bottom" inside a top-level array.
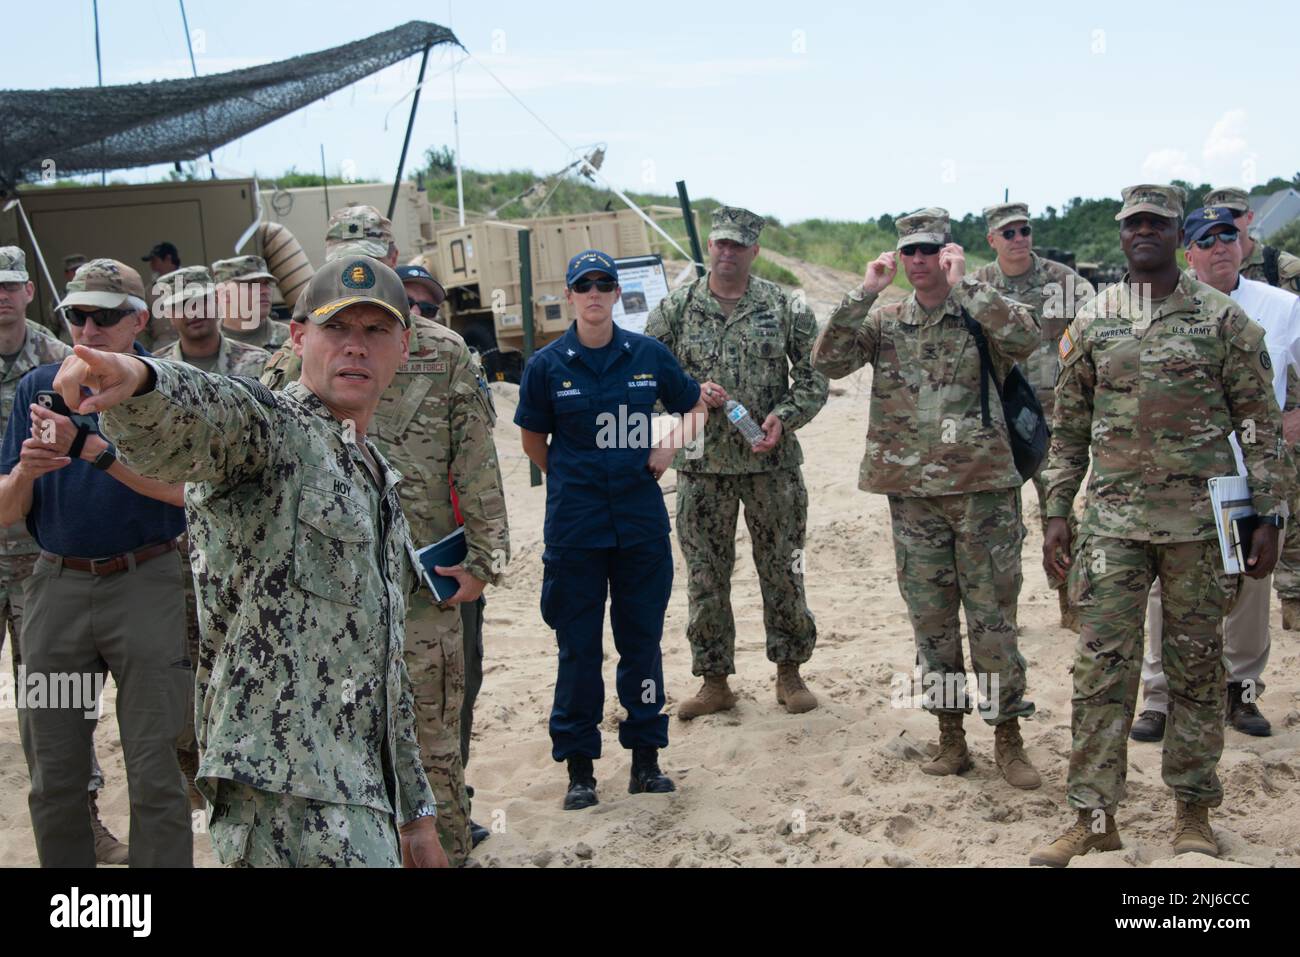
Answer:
[
  {"left": 813, "top": 212, "right": 1039, "bottom": 725},
  {"left": 1045, "top": 252, "right": 1291, "bottom": 811},
  {"left": 211, "top": 255, "right": 291, "bottom": 350},
  {"left": 974, "top": 207, "right": 1096, "bottom": 591},
  {"left": 645, "top": 207, "right": 827, "bottom": 678},
  {"left": 261, "top": 316, "right": 508, "bottom": 866},
  {"left": 100, "top": 362, "right": 438, "bottom": 867}
]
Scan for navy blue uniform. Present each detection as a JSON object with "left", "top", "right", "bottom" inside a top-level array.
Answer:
[{"left": 515, "top": 322, "right": 700, "bottom": 760}]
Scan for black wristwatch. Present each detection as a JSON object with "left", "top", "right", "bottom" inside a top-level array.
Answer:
[
  {"left": 1258, "top": 514, "right": 1285, "bottom": 531},
  {"left": 91, "top": 443, "right": 117, "bottom": 472}
]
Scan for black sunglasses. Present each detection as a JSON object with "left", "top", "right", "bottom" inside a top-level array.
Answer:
[
  {"left": 64, "top": 306, "right": 130, "bottom": 327},
  {"left": 899, "top": 243, "right": 942, "bottom": 257},
  {"left": 571, "top": 278, "right": 618, "bottom": 293},
  {"left": 1001, "top": 225, "right": 1032, "bottom": 240},
  {"left": 407, "top": 298, "right": 442, "bottom": 317},
  {"left": 1192, "top": 229, "right": 1240, "bottom": 250}
]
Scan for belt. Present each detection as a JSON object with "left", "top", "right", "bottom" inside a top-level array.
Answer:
[{"left": 41, "top": 538, "right": 181, "bottom": 577}]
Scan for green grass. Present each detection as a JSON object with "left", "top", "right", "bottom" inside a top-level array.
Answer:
[{"left": 751, "top": 255, "right": 800, "bottom": 286}]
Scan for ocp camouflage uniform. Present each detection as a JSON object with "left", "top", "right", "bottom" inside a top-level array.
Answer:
[
  {"left": 645, "top": 271, "right": 827, "bottom": 677},
  {"left": 260, "top": 317, "right": 509, "bottom": 866},
  {"left": 814, "top": 271, "right": 1039, "bottom": 724},
  {"left": 100, "top": 363, "right": 437, "bottom": 867},
  {"left": 973, "top": 250, "right": 1095, "bottom": 589},
  {"left": 1044, "top": 272, "right": 1292, "bottom": 812},
  {"left": 1275, "top": 365, "right": 1300, "bottom": 604},
  {"left": 0, "top": 320, "right": 72, "bottom": 772},
  {"left": 154, "top": 335, "right": 271, "bottom": 379}
]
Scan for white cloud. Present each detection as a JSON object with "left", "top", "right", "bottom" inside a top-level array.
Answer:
[
  {"left": 1202, "top": 109, "right": 1248, "bottom": 166},
  {"left": 1141, "top": 148, "right": 1201, "bottom": 183}
]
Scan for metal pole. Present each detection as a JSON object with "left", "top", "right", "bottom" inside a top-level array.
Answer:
[
  {"left": 320, "top": 144, "right": 331, "bottom": 227},
  {"left": 389, "top": 45, "right": 431, "bottom": 220},
  {"left": 451, "top": 57, "right": 466, "bottom": 226},
  {"left": 94, "top": 0, "right": 105, "bottom": 186},
  {"left": 676, "top": 180, "right": 705, "bottom": 277},
  {"left": 518, "top": 228, "right": 541, "bottom": 487},
  {"left": 178, "top": 0, "right": 217, "bottom": 178},
  {"left": 9, "top": 199, "right": 74, "bottom": 340}
]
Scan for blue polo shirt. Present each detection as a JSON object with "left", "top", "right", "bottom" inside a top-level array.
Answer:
[
  {"left": 516, "top": 322, "right": 700, "bottom": 548},
  {"left": 0, "top": 344, "right": 187, "bottom": 558}
]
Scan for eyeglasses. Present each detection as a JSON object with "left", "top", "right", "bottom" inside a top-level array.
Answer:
[
  {"left": 1192, "top": 229, "right": 1240, "bottom": 250},
  {"left": 407, "top": 298, "right": 442, "bottom": 317},
  {"left": 899, "top": 244, "right": 942, "bottom": 258},
  {"left": 571, "top": 278, "right": 618, "bottom": 293},
  {"left": 1001, "top": 225, "right": 1032, "bottom": 240},
  {"left": 63, "top": 306, "right": 130, "bottom": 327}
]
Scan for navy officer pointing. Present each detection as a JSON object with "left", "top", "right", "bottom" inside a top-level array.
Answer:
[{"left": 516, "top": 250, "right": 717, "bottom": 809}]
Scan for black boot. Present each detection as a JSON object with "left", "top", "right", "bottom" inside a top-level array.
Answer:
[
  {"left": 563, "top": 756, "right": 599, "bottom": 811},
  {"left": 628, "top": 747, "right": 676, "bottom": 795},
  {"left": 1130, "top": 709, "right": 1167, "bottom": 742},
  {"left": 469, "top": 821, "right": 491, "bottom": 847},
  {"left": 1226, "top": 683, "right": 1271, "bottom": 737}
]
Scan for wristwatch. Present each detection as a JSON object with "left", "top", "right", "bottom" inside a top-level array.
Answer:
[
  {"left": 1258, "top": 515, "right": 1286, "bottom": 531},
  {"left": 91, "top": 443, "right": 117, "bottom": 472}
]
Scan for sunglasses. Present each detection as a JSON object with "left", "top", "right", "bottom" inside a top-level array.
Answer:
[
  {"left": 571, "top": 278, "right": 618, "bottom": 294},
  {"left": 407, "top": 298, "right": 442, "bottom": 317},
  {"left": 1192, "top": 229, "right": 1240, "bottom": 250},
  {"left": 64, "top": 306, "right": 131, "bottom": 327},
  {"left": 899, "top": 243, "right": 942, "bottom": 258},
  {"left": 1001, "top": 225, "right": 1032, "bottom": 240}
]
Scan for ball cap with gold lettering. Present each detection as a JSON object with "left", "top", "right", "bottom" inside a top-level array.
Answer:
[
  {"left": 983, "top": 202, "right": 1031, "bottom": 232},
  {"left": 297, "top": 256, "right": 409, "bottom": 327},
  {"left": 710, "top": 206, "right": 765, "bottom": 246},
  {"left": 895, "top": 207, "right": 951, "bottom": 249},
  {"left": 1203, "top": 187, "right": 1251, "bottom": 215},
  {"left": 63, "top": 258, "right": 147, "bottom": 309},
  {"left": 1115, "top": 183, "right": 1186, "bottom": 221}
]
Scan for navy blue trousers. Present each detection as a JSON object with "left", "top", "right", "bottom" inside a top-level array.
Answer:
[{"left": 541, "top": 537, "right": 673, "bottom": 761}]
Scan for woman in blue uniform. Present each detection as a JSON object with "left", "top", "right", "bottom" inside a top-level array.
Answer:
[{"left": 515, "top": 250, "right": 718, "bottom": 809}]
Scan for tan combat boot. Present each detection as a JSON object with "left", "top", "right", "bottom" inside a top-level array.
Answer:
[
  {"left": 775, "top": 663, "right": 818, "bottom": 714},
  {"left": 1058, "top": 589, "right": 1080, "bottom": 633},
  {"left": 88, "top": 791, "right": 129, "bottom": 866},
  {"left": 1029, "top": 809, "right": 1121, "bottom": 867},
  {"left": 1172, "top": 802, "right": 1218, "bottom": 857},
  {"left": 177, "top": 747, "right": 204, "bottom": 811},
  {"left": 1282, "top": 599, "right": 1300, "bottom": 631},
  {"left": 922, "top": 712, "right": 972, "bottom": 775},
  {"left": 994, "top": 717, "right": 1042, "bottom": 789},
  {"left": 676, "top": 674, "right": 737, "bottom": 721}
]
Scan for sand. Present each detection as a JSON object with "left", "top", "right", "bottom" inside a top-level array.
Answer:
[{"left": 2, "top": 258, "right": 1297, "bottom": 868}]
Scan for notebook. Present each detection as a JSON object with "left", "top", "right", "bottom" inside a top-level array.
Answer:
[{"left": 414, "top": 527, "right": 468, "bottom": 603}]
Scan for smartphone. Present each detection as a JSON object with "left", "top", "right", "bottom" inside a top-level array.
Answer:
[{"left": 34, "top": 390, "right": 98, "bottom": 431}]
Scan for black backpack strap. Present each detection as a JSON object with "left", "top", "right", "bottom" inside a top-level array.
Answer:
[
  {"left": 961, "top": 309, "right": 995, "bottom": 427},
  {"left": 1263, "top": 245, "right": 1281, "bottom": 287}
]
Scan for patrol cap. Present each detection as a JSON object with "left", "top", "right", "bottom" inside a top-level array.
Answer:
[
  {"left": 565, "top": 249, "right": 618, "bottom": 286},
  {"left": 896, "top": 207, "right": 951, "bottom": 249},
  {"left": 0, "top": 246, "right": 29, "bottom": 282},
  {"left": 395, "top": 263, "right": 447, "bottom": 305},
  {"left": 63, "top": 258, "right": 147, "bottom": 309},
  {"left": 1183, "top": 206, "right": 1240, "bottom": 247},
  {"left": 63, "top": 252, "right": 87, "bottom": 272},
  {"left": 710, "top": 206, "right": 764, "bottom": 246},
  {"left": 1115, "top": 184, "right": 1186, "bottom": 221},
  {"left": 297, "top": 256, "right": 409, "bottom": 328},
  {"left": 141, "top": 241, "right": 179, "bottom": 264},
  {"left": 983, "top": 202, "right": 1031, "bottom": 232},
  {"left": 212, "top": 254, "right": 275, "bottom": 284},
  {"left": 324, "top": 205, "right": 394, "bottom": 260},
  {"left": 154, "top": 265, "right": 216, "bottom": 313},
  {"left": 1203, "top": 187, "right": 1251, "bottom": 214}
]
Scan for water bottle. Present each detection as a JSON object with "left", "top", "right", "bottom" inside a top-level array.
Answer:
[{"left": 725, "top": 399, "right": 766, "bottom": 445}]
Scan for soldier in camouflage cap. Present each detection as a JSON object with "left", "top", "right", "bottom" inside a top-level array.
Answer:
[
  {"left": 646, "top": 203, "right": 828, "bottom": 719},
  {"left": 1030, "top": 183, "right": 1291, "bottom": 866},
  {"left": 813, "top": 208, "right": 1043, "bottom": 790},
  {"left": 975, "top": 202, "right": 1096, "bottom": 631},
  {"left": 211, "top": 254, "right": 290, "bottom": 352},
  {"left": 57, "top": 254, "right": 448, "bottom": 867},
  {"left": 262, "top": 215, "right": 509, "bottom": 865},
  {"left": 325, "top": 205, "right": 397, "bottom": 266},
  {"left": 154, "top": 266, "right": 269, "bottom": 380}
]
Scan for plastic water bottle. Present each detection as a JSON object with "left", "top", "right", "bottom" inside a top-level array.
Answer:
[{"left": 725, "top": 399, "right": 766, "bottom": 444}]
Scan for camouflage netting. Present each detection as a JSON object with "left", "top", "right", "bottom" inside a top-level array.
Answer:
[{"left": 0, "top": 20, "right": 458, "bottom": 189}]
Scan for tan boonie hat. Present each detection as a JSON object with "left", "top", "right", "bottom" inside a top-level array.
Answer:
[
  {"left": 154, "top": 266, "right": 216, "bottom": 313},
  {"left": 0, "top": 246, "right": 29, "bottom": 283},
  {"left": 62, "top": 258, "right": 146, "bottom": 309},
  {"left": 212, "top": 254, "right": 275, "bottom": 284},
  {"left": 298, "top": 256, "right": 409, "bottom": 328},
  {"left": 1115, "top": 183, "right": 1186, "bottom": 221},
  {"left": 63, "top": 253, "right": 87, "bottom": 271},
  {"left": 324, "top": 205, "right": 394, "bottom": 260},
  {"left": 983, "top": 202, "right": 1031, "bottom": 232},
  {"left": 1203, "top": 186, "right": 1250, "bottom": 214},
  {"left": 896, "top": 207, "right": 950, "bottom": 249},
  {"left": 710, "top": 206, "right": 764, "bottom": 246}
]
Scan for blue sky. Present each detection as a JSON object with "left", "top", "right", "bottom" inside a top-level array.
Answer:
[{"left": 13, "top": 0, "right": 1297, "bottom": 222}]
